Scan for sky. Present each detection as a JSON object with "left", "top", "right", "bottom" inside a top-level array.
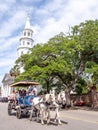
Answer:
[{"left": 0, "top": 0, "right": 98, "bottom": 85}]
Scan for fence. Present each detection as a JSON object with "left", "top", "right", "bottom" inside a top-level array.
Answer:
[{"left": 70, "top": 92, "right": 98, "bottom": 107}]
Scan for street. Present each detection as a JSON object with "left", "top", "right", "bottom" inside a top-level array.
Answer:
[{"left": 0, "top": 102, "right": 98, "bottom": 130}]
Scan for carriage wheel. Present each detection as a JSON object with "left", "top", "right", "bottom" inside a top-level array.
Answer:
[
  {"left": 8, "top": 103, "right": 12, "bottom": 115},
  {"left": 16, "top": 108, "right": 21, "bottom": 119}
]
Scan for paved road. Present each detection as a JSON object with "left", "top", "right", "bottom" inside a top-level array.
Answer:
[{"left": 0, "top": 102, "right": 98, "bottom": 130}]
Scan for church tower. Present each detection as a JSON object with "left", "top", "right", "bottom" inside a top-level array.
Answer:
[{"left": 17, "top": 15, "right": 34, "bottom": 58}]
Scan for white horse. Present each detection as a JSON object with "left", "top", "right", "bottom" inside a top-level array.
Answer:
[
  {"left": 29, "top": 90, "right": 62, "bottom": 125},
  {"left": 44, "top": 90, "right": 62, "bottom": 125},
  {"left": 29, "top": 96, "right": 50, "bottom": 125},
  {"left": 57, "top": 91, "right": 66, "bottom": 108}
]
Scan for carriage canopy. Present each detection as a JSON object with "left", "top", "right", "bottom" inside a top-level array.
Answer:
[{"left": 9, "top": 81, "right": 39, "bottom": 87}]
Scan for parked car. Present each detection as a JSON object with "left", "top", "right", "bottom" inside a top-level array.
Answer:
[
  {"left": 0, "top": 97, "right": 8, "bottom": 102},
  {"left": 75, "top": 101, "right": 84, "bottom": 106},
  {"left": 0, "top": 96, "right": 2, "bottom": 102}
]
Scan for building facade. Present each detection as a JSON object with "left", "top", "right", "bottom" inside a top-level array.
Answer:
[{"left": 1, "top": 73, "right": 14, "bottom": 97}]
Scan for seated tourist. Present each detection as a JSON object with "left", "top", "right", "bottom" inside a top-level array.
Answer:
[{"left": 9, "top": 90, "right": 16, "bottom": 100}]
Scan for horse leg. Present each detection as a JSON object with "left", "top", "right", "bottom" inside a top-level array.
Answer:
[
  {"left": 39, "top": 104, "right": 45, "bottom": 125},
  {"left": 29, "top": 106, "right": 34, "bottom": 121},
  {"left": 54, "top": 103, "right": 62, "bottom": 125},
  {"left": 46, "top": 107, "right": 50, "bottom": 125},
  {"left": 36, "top": 109, "right": 39, "bottom": 122},
  {"left": 55, "top": 107, "right": 62, "bottom": 125},
  {"left": 41, "top": 109, "right": 45, "bottom": 125},
  {"left": 54, "top": 112, "right": 57, "bottom": 122}
]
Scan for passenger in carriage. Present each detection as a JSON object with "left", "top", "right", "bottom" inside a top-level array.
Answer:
[
  {"left": 18, "top": 90, "right": 22, "bottom": 97},
  {"left": 8, "top": 90, "right": 16, "bottom": 100},
  {"left": 15, "top": 90, "right": 20, "bottom": 99},
  {"left": 16, "top": 89, "right": 24, "bottom": 104},
  {"left": 9, "top": 90, "right": 19, "bottom": 105},
  {"left": 21, "top": 89, "right": 26, "bottom": 97}
]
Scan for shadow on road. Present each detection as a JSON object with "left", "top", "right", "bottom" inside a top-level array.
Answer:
[{"left": 31, "top": 117, "right": 68, "bottom": 126}]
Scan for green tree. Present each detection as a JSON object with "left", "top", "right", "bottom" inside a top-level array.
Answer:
[
  {"left": 14, "top": 20, "right": 98, "bottom": 105},
  {"left": 10, "top": 65, "right": 20, "bottom": 77}
]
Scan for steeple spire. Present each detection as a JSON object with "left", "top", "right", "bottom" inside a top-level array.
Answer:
[{"left": 25, "top": 14, "right": 30, "bottom": 28}]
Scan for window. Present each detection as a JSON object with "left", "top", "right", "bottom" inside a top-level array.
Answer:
[
  {"left": 27, "top": 42, "right": 30, "bottom": 45},
  {"left": 28, "top": 32, "right": 30, "bottom": 36},
  {"left": 23, "top": 41, "right": 25, "bottom": 45},
  {"left": 21, "top": 51, "right": 24, "bottom": 55},
  {"left": 24, "top": 32, "right": 26, "bottom": 36}
]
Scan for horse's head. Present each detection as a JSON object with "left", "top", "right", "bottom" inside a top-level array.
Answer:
[
  {"left": 44, "top": 90, "right": 56, "bottom": 103},
  {"left": 49, "top": 90, "right": 56, "bottom": 102},
  {"left": 60, "top": 91, "right": 66, "bottom": 99},
  {"left": 58, "top": 91, "right": 66, "bottom": 105}
]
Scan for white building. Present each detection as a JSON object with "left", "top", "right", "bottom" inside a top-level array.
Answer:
[
  {"left": 17, "top": 15, "right": 34, "bottom": 58},
  {"left": 1, "top": 73, "right": 14, "bottom": 97}
]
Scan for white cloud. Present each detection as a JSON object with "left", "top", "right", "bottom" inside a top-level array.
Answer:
[
  {"left": 0, "top": 59, "right": 15, "bottom": 68},
  {"left": 33, "top": 17, "right": 67, "bottom": 43},
  {"left": 0, "top": 11, "right": 26, "bottom": 38},
  {"left": 0, "top": 0, "right": 16, "bottom": 11},
  {"left": 33, "top": 0, "right": 98, "bottom": 44},
  {"left": 0, "top": 36, "right": 19, "bottom": 52}
]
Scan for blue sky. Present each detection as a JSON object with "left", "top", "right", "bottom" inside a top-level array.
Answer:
[{"left": 0, "top": 0, "right": 98, "bottom": 85}]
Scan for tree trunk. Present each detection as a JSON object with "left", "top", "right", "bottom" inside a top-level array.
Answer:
[
  {"left": 91, "top": 85, "right": 98, "bottom": 109},
  {"left": 65, "top": 89, "right": 71, "bottom": 108}
]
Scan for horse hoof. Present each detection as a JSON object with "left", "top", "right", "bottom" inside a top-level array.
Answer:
[
  {"left": 58, "top": 122, "right": 62, "bottom": 125},
  {"left": 29, "top": 118, "right": 32, "bottom": 121},
  {"left": 47, "top": 122, "right": 50, "bottom": 125},
  {"left": 47, "top": 120, "right": 50, "bottom": 125},
  {"left": 54, "top": 119, "right": 56, "bottom": 122},
  {"left": 41, "top": 123, "right": 44, "bottom": 125}
]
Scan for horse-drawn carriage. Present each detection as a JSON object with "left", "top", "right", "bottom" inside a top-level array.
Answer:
[
  {"left": 8, "top": 81, "right": 66, "bottom": 125},
  {"left": 8, "top": 81, "right": 39, "bottom": 119}
]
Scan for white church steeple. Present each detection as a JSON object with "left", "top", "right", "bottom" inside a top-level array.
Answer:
[
  {"left": 17, "top": 15, "right": 34, "bottom": 58},
  {"left": 25, "top": 15, "right": 30, "bottom": 28}
]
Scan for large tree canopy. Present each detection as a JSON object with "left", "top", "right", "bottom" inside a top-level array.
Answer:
[{"left": 12, "top": 20, "right": 98, "bottom": 94}]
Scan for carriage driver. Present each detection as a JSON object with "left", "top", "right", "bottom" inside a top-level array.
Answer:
[{"left": 28, "top": 85, "right": 37, "bottom": 96}]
